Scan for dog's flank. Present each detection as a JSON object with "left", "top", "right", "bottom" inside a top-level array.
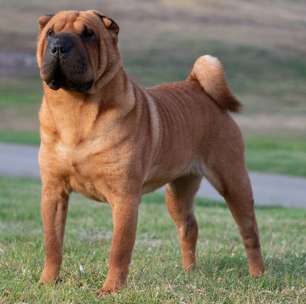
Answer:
[{"left": 188, "top": 55, "right": 241, "bottom": 113}]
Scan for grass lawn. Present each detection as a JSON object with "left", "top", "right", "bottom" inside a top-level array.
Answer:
[
  {"left": 0, "top": 177, "right": 306, "bottom": 303},
  {"left": 245, "top": 135, "right": 306, "bottom": 177},
  {"left": 0, "top": 130, "right": 40, "bottom": 146}
]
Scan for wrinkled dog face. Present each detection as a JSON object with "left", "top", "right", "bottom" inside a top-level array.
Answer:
[{"left": 37, "top": 10, "right": 120, "bottom": 93}]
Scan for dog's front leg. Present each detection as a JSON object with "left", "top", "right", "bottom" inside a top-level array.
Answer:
[
  {"left": 99, "top": 197, "right": 140, "bottom": 295},
  {"left": 39, "top": 182, "right": 69, "bottom": 284}
]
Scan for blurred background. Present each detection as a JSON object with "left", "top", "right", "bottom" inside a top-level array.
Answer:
[{"left": 0, "top": 0, "right": 305, "bottom": 177}]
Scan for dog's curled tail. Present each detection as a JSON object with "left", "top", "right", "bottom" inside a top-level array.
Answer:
[{"left": 188, "top": 55, "right": 241, "bottom": 112}]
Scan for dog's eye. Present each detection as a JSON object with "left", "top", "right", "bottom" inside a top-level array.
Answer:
[
  {"left": 82, "top": 27, "right": 95, "bottom": 40},
  {"left": 46, "top": 28, "right": 54, "bottom": 36}
]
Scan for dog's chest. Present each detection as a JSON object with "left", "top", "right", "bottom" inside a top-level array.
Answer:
[
  {"left": 53, "top": 139, "right": 131, "bottom": 203},
  {"left": 55, "top": 142, "right": 109, "bottom": 202}
]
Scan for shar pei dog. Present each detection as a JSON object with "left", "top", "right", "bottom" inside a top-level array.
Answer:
[{"left": 36, "top": 10, "right": 264, "bottom": 295}]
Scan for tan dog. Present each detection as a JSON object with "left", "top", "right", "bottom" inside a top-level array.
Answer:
[{"left": 36, "top": 10, "right": 264, "bottom": 295}]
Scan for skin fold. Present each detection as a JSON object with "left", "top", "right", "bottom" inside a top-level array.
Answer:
[{"left": 36, "top": 10, "right": 264, "bottom": 296}]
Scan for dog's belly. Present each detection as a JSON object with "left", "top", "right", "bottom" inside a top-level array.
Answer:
[
  {"left": 142, "top": 160, "right": 205, "bottom": 194},
  {"left": 142, "top": 180, "right": 168, "bottom": 194},
  {"left": 142, "top": 169, "right": 184, "bottom": 193}
]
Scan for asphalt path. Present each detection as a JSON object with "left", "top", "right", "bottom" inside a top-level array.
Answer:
[{"left": 1, "top": 143, "right": 306, "bottom": 208}]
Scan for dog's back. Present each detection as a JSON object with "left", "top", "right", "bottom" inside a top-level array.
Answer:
[
  {"left": 146, "top": 55, "right": 242, "bottom": 160},
  {"left": 144, "top": 55, "right": 246, "bottom": 195}
]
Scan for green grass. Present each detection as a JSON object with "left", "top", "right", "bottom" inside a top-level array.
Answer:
[
  {"left": 0, "top": 177, "right": 306, "bottom": 303},
  {"left": 245, "top": 135, "right": 306, "bottom": 177},
  {"left": 0, "top": 130, "right": 40, "bottom": 145},
  {"left": 0, "top": 76, "right": 41, "bottom": 106}
]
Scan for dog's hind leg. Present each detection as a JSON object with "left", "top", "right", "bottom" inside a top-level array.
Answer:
[
  {"left": 226, "top": 171, "right": 264, "bottom": 277},
  {"left": 165, "top": 174, "right": 202, "bottom": 270},
  {"left": 202, "top": 153, "right": 264, "bottom": 277}
]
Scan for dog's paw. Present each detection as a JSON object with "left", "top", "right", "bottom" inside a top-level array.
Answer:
[
  {"left": 39, "top": 271, "right": 60, "bottom": 285},
  {"left": 250, "top": 266, "right": 265, "bottom": 278},
  {"left": 249, "top": 261, "right": 265, "bottom": 278},
  {"left": 97, "top": 279, "right": 126, "bottom": 297},
  {"left": 183, "top": 262, "right": 196, "bottom": 272},
  {"left": 97, "top": 286, "right": 119, "bottom": 297},
  {"left": 39, "top": 277, "right": 56, "bottom": 285}
]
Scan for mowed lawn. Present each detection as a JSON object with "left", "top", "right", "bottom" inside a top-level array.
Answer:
[{"left": 0, "top": 177, "right": 306, "bottom": 303}]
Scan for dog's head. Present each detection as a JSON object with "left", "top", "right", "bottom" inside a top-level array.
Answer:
[{"left": 37, "top": 10, "right": 121, "bottom": 93}]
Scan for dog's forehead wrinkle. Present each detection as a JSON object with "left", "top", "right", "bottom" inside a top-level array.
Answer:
[
  {"left": 50, "top": 11, "right": 102, "bottom": 35},
  {"left": 55, "top": 10, "right": 79, "bottom": 19},
  {"left": 53, "top": 17, "right": 66, "bottom": 32},
  {"left": 52, "top": 11, "right": 85, "bottom": 33},
  {"left": 67, "top": 11, "right": 79, "bottom": 22},
  {"left": 73, "top": 19, "right": 85, "bottom": 33}
]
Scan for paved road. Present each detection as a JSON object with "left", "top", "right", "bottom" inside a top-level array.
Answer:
[{"left": 1, "top": 143, "right": 306, "bottom": 208}]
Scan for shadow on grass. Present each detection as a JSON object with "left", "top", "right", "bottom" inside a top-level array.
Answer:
[
  {"left": 143, "top": 192, "right": 284, "bottom": 210},
  {"left": 193, "top": 252, "right": 306, "bottom": 288}
]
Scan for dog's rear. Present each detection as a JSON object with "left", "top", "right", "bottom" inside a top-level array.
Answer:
[
  {"left": 188, "top": 55, "right": 241, "bottom": 113},
  {"left": 146, "top": 55, "right": 264, "bottom": 278}
]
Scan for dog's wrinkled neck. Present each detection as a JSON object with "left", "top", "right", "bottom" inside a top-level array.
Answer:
[
  {"left": 91, "top": 57, "right": 123, "bottom": 94},
  {"left": 95, "top": 67, "right": 137, "bottom": 116}
]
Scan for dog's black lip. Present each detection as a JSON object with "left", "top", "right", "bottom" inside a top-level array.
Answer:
[
  {"left": 46, "top": 64, "right": 65, "bottom": 90},
  {"left": 47, "top": 76, "right": 93, "bottom": 93},
  {"left": 44, "top": 62, "right": 93, "bottom": 93}
]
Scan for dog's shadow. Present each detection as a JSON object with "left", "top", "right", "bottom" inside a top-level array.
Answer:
[{"left": 194, "top": 252, "right": 306, "bottom": 281}]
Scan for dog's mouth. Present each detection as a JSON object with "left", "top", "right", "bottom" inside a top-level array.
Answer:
[
  {"left": 47, "top": 65, "right": 65, "bottom": 90},
  {"left": 47, "top": 75, "right": 93, "bottom": 93},
  {"left": 44, "top": 63, "right": 93, "bottom": 93}
]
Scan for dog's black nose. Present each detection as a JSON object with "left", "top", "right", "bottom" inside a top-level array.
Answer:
[{"left": 48, "top": 34, "right": 74, "bottom": 57}]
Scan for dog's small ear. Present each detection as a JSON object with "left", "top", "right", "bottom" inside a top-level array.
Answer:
[
  {"left": 94, "top": 12, "right": 119, "bottom": 40},
  {"left": 38, "top": 14, "right": 54, "bottom": 30},
  {"left": 102, "top": 16, "right": 120, "bottom": 35}
]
